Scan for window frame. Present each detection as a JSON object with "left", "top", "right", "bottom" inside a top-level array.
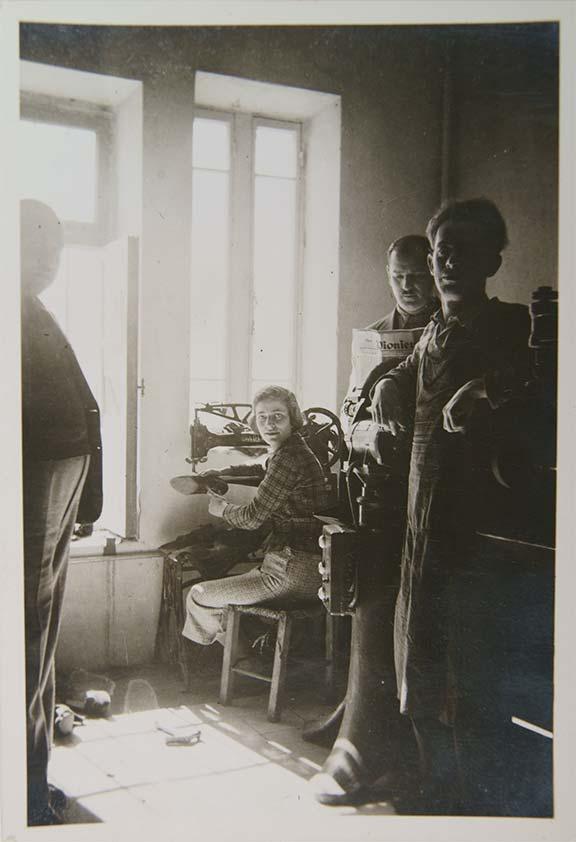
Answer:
[
  {"left": 20, "top": 87, "right": 141, "bottom": 544},
  {"left": 249, "top": 116, "right": 304, "bottom": 399},
  {"left": 189, "top": 107, "right": 234, "bottom": 408},
  {"left": 190, "top": 107, "right": 304, "bottom": 410},
  {"left": 20, "top": 91, "right": 114, "bottom": 247}
]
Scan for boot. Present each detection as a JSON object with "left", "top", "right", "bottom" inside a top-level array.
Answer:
[{"left": 311, "top": 527, "right": 415, "bottom": 806}]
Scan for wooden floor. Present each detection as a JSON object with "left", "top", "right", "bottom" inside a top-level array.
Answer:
[{"left": 50, "top": 649, "right": 398, "bottom": 841}]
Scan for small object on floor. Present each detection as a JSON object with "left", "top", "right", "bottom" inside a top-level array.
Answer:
[
  {"left": 67, "top": 689, "right": 111, "bottom": 717},
  {"left": 165, "top": 731, "right": 202, "bottom": 747},
  {"left": 302, "top": 698, "right": 346, "bottom": 746},
  {"left": 83, "top": 689, "right": 111, "bottom": 716},
  {"left": 54, "top": 704, "right": 75, "bottom": 736},
  {"left": 60, "top": 667, "right": 115, "bottom": 712},
  {"left": 54, "top": 704, "right": 77, "bottom": 737},
  {"left": 156, "top": 722, "right": 202, "bottom": 746}
]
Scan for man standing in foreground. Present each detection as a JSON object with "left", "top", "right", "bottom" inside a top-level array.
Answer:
[
  {"left": 21, "top": 199, "right": 102, "bottom": 825},
  {"left": 370, "top": 198, "right": 530, "bottom": 814}
]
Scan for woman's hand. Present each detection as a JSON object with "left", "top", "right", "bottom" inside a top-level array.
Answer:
[
  {"left": 207, "top": 489, "right": 228, "bottom": 518},
  {"left": 369, "top": 379, "right": 407, "bottom": 436},
  {"left": 442, "top": 377, "right": 487, "bottom": 433}
]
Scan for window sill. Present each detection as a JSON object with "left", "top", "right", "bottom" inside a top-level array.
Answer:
[{"left": 69, "top": 529, "right": 159, "bottom": 559}]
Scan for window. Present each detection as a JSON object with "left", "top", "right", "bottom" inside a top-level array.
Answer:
[
  {"left": 19, "top": 120, "right": 98, "bottom": 224},
  {"left": 20, "top": 89, "right": 114, "bottom": 246},
  {"left": 189, "top": 109, "right": 303, "bottom": 414},
  {"left": 20, "top": 67, "right": 142, "bottom": 541},
  {"left": 19, "top": 98, "right": 113, "bottom": 424},
  {"left": 251, "top": 121, "right": 300, "bottom": 397},
  {"left": 189, "top": 115, "right": 231, "bottom": 405}
]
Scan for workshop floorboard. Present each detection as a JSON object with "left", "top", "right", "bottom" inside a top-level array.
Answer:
[{"left": 50, "top": 655, "right": 398, "bottom": 841}]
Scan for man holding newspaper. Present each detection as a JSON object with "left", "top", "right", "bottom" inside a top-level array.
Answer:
[
  {"left": 340, "top": 235, "right": 437, "bottom": 433},
  {"left": 309, "top": 235, "right": 437, "bottom": 805}
]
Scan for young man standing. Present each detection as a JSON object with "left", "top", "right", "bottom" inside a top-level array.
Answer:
[{"left": 370, "top": 198, "right": 530, "bottom": 814}]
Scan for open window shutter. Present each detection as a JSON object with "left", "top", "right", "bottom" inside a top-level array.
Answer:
[{"left": 99, "top": 236, "right": 139, "bottom": 538}]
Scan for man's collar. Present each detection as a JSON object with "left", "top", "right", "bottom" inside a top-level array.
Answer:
[
  {"left": 432, "top": 296, "right": 495, "bottom": 328},
  {"left": 395, "top": 299, "right": 438, "bottom": 321}
]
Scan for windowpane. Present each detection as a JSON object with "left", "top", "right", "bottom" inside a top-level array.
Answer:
[
  {"left": 19, "top": 120, "right": 97, "bottom": 223},
  {"left": 250, "top": 378, "right": 292, "bottom": 399},
  {"left": 254, "top": 125, "right": 297, "bottom": 178},
  {"left": 192, "top": 118, "right": 230, "bottom": 171},
  {"left": 190, "top": 167, "right": 230, "bottom": 413},
  {"left": 190, "top": 379, "right": 226, "bottom": 407},
  {"left": 251, "top": 176, "right": 297, "bottom": 384}
]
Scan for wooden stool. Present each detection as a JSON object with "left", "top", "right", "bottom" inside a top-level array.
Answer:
[{"left": 220, "top": 603, "right": 336, "bottom": 722}]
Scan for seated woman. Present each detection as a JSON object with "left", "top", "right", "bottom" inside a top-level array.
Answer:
[{"left": 182, "top": 385, "right": 333, "bottom": 653}]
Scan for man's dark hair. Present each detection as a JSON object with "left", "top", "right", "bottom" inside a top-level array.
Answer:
[
  {"left": 387, "top": 234, "right": 430, "bottom": 263},
  {"left": 426, "top": 198, "right": 509, "bottom": 253}
]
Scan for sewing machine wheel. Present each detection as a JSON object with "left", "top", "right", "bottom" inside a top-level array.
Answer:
[{"left": 303, "top": 407, "right": 344, "bottom": 468}]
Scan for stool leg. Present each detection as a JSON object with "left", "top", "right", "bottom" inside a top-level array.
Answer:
[
  {"left": 268, "top": 613, "right": 292, "bottom": 722},
  {"left": 174, "top": 559, "right": 188, "bottom": 684},
  {"left": 220, "top": 608, "right": 240, "bottom": 706}
]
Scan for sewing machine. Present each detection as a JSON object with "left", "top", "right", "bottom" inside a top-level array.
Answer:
[{"left": 171, "top": 403, "right": 344, "bottom": 495}]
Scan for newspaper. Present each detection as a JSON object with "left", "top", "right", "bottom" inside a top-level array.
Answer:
[
  {"left": 341, "top": 327, "right": 424, "bottom": 429},
  {"left": 350, "top": 328, "right": 423, "bottom": 385}
]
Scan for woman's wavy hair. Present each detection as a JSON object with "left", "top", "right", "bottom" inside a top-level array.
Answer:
[{"left": 247, "top": 385, "right": 305, "bottom": 435}]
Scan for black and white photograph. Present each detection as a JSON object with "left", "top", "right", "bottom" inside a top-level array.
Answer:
[{"left": 0, "top": 2, "right": 574, "bottom": 841}]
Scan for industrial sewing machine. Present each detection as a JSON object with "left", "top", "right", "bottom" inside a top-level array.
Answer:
[
  {"left": 317, "top": 428, "right": 411, "bottom": 614},
  {"left": 170, "top": 402, "right": 344, "bottom": 497},
  {"left": 179, "top": 396, "right": 409, "bottom": 616}
]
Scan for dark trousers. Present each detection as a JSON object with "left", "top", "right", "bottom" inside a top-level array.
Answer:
[
  {"left": 411, "top": 710, "right": 511, "bottom": 815},
  {"left": 23, "top": 455, "right": 89, "bottom": 822}
]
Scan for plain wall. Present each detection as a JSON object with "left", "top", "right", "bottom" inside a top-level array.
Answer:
[
  {"left": 56, "top": 554, "right": 164, "bottom": 671},
  {"left": 449, "top": 24, "right": 559, "bottom": 303}
]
